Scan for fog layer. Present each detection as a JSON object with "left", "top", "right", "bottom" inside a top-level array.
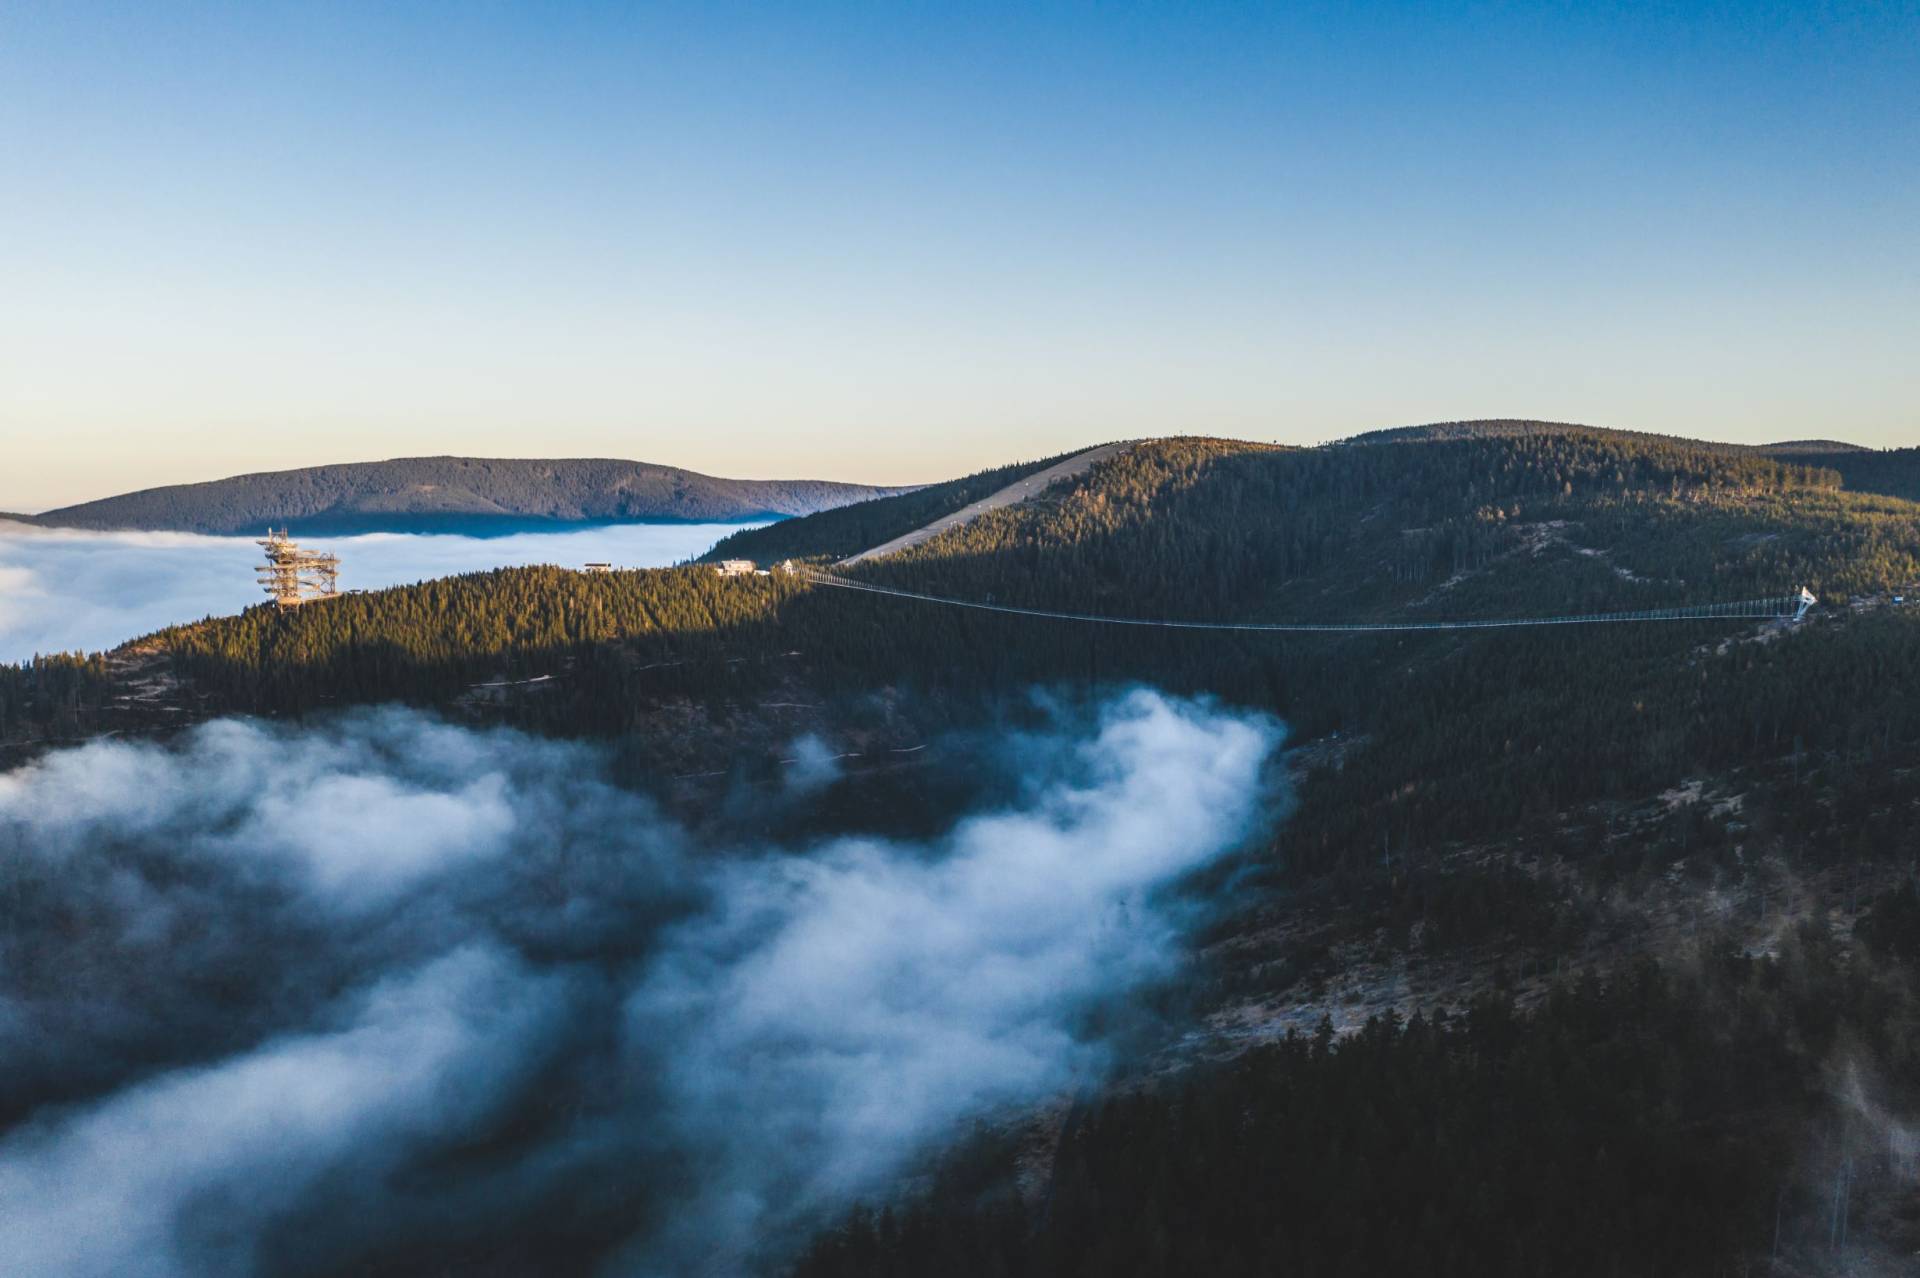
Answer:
[
  {"left": 0, "top": 690, "right": 1281, "bottom": 1276},
  {"left": 0, "top": 520, "right": 755, "bottom": 661}
]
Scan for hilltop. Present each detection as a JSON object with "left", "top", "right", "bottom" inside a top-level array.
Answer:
[
  {"left": 698, "top": 446, "right": 1121, "bottom": 566},
  {"left": 1347, "top": 420, "right": 1920, "bottom": 502},
  {"left": 24, "top": 455, "right": 917, "bottom": 536},
  {"left": 1757, "top": 438, "right": 1871, "bottom": 455}
]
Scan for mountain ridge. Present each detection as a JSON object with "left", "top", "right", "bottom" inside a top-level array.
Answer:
[
  {"left": 24, "top": 455, "right": 919, "bottom": 536},
  {"left": 1343, "top": 418, "right": 1876, "bottom": 454}
]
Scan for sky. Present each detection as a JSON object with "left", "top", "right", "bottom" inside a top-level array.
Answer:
[{"left": 2, "top": 0, "right": 1915, "bottom": 511}]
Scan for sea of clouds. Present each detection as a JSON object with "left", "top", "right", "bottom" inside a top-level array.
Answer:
[
  {"left": 0, "top": 689, "right": 1283, "bottom": 1276},
  {"left": 0, "top": 520, "right": 756, "bottom": 663}
]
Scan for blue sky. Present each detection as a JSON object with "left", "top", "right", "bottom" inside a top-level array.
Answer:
[{"left": 3, "top": 1, "right": 1915, "bottom": 508}]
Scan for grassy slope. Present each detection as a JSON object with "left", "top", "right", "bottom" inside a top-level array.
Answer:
[{"left": 695, "top": 450, "right": 1081, "bottom": 564}]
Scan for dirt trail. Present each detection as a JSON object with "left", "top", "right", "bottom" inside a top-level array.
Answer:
[{"left": 837, "top": 441, "right": 1134, "bottom": 566}]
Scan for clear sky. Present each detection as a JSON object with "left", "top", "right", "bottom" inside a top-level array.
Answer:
[{"left": 2, "top": 1, "right": 1915, "bottom": 511}]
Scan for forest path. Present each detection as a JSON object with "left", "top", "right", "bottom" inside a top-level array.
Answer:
[{"left": 836, "top": 441, "right": 1134, "bottom": 566}]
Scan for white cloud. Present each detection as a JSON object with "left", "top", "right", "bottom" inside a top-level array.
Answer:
[
  {"left": 0, "top": 946, "right": 563, "bottom": 1278},
  {"left": 623, "top": 689, "right": 1279, "bottom": 1270},
  {"left": 0, "top": 692, "right": 1285, "bottom": 1274},
  {"left": 0, "top": 709, "right": 527, "bottom": 905}
]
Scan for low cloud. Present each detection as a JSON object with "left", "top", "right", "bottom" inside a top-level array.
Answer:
[
  {"left": 626, "top": 690, "right": 1277, "bottom": 1272},
  {"left": 0, "top": 520, "right": 756, "bottom": 662},
  {"left": 782, "top": 734, "right": 846, "bottom": 794},
  {"left": 0, "top": 691, "right": 1283, "bottom": 1275},
  {"left": 0, "top": 947, "right": 567, "bottom": 1278}
]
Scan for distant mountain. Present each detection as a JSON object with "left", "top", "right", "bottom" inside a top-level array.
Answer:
[
  {"left": 1753, "top": 443, "right": 1920, "bottom": 504},
  {"left": 1342, "top": 421, "right": 1920, "bottom": 503},
  {"left": 1757, "top": 439, "right": 1869, "bottom": 455},
  {"left": 1344, "top": 418, "right": 1613, "bottom": 445},
  {"left": 26, "top": 457, "right": 917, "bottom": 536},
  {"left": 1349, "top": 420, "right": 1879, "bottom": 457}
]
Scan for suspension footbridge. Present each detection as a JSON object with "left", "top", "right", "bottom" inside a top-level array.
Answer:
[{"left": 795, "top": 570, "right": 1816, "bottom": 634}]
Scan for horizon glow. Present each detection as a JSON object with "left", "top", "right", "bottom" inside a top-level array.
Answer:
[{"left": 3, "top": 1, "right": 1916, "bottom": 511}]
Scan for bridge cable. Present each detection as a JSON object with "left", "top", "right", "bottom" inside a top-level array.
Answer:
[{"left": 797, "top": 571, "right": 1813, "bottom": 634}]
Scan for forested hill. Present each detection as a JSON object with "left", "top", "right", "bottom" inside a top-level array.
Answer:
[
  {"left": 1348, "top": 418, "right": 1646, "bottom": 445},
  {"left": 697, "top": 451, "right": 1080, "bottom": 564},
  {"left": 1759, "top": 443, "right": 1920, "bottom": 504},
  {"left": 855, "top": 431, "right": 1892, "bottom": 611},
  {"left": 14, "top": 428, "right": 1919, "bottom": 776},
  {"left": 10, "top": 425, "right": 1920, "bottom": 856},
  {"left": 27, "top": 456, "right": 916, "bottom": 535},
  {"left": 1759, "top": 438, "right": 1869, "bottom": 455},
  {"left": 1350, "top": 419, "right": 1920, "bottom": 504}
]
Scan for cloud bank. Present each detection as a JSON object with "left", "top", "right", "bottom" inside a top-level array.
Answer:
[
  {"left": 0, "top": 520, "right": 755, "bottom": 662},
  {"left": 0, "top": 691, "right": 1281, "bottom": 1276}
]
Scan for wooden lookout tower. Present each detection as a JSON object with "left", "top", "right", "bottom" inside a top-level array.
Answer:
[{"left": 256, "top": 529, "right": 341, "bottom": 608}]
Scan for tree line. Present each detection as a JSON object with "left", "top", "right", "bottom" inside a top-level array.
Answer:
[{"left": 794, "top": 899, "right": 1920, "bottom": 1277}]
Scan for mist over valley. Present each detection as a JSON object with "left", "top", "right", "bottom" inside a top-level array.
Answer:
[
  {"left": 0, "top": 693, "right": 1279, "bottom": 1275},
  {"left": 0, "top": 521, "right": 758, "bottom": 663}
]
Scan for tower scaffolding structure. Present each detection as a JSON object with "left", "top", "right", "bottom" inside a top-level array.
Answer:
[{"left": 256, "top": 528, "right": 341, "bottom": 608}]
